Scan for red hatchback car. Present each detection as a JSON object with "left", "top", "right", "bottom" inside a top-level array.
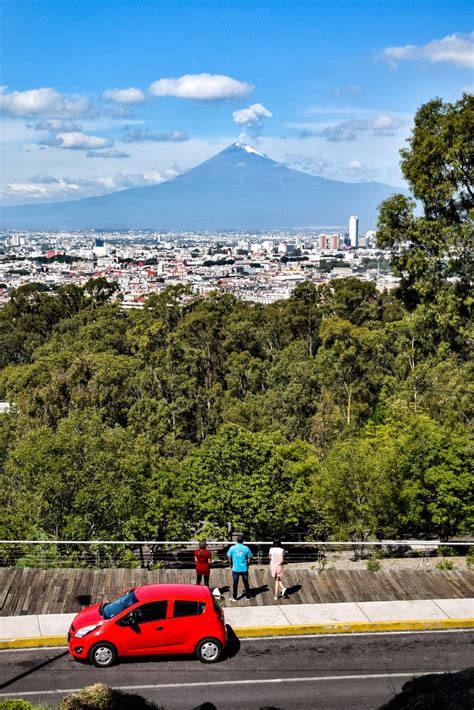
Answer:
[{"left": 68, "top": 583, "right": 227, "bottom": 667}]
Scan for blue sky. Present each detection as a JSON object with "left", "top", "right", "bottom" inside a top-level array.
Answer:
[{"left": 1, "top": 0, "right": 472, "bottom": 204}]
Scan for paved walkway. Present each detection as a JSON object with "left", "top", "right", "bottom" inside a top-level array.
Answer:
[
  {"left": 1, "top": 597, "right": 473, "bottom": 648},
  {"left": 1, "top": 566, "right": 473, "bottom": 616}
]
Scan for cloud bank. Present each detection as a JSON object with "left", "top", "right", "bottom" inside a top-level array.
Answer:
[{"left": 1, "top": 168, "right": 179, "bottom": 204}]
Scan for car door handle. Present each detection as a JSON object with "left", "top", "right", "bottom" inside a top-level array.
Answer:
[{"left": 155, "top": 626, "right": 164, "bottom": 630}]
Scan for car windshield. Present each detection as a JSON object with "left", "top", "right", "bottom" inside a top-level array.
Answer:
[{"left": 100, "top": 590, "right": 138, "bottom": 619}]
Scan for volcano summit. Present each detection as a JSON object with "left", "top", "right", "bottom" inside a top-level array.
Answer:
[{"left": 0, "top": 143, "right": 403, "bottom": 231}]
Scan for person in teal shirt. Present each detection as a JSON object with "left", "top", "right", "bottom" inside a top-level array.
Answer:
[{"left": 227, "top": 534, "right": 252, "bottom": 601}]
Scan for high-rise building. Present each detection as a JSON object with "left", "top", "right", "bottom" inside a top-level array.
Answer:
[{"left": 349, "top": 216, "right": 359, "bottom": 247}]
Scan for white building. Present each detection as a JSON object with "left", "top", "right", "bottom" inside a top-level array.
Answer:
[
  {"left": 349, "top": 216, "right": 359, "bottom": 248},
  {"left": 92, "top": 238, "right": 109, "bottom": 258}
]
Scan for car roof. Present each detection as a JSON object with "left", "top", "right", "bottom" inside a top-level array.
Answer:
[{"left": 135, "top": 583, "right": 211, "bottom": 602}]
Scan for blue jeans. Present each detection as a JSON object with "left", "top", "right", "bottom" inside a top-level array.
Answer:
[{"left": 232, "top": 571, "right": 250, "bottom": 599}]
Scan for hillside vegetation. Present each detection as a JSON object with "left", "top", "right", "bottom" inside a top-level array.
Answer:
[{"left": 0, "top": 96, "right": 472, "bottom": 544}]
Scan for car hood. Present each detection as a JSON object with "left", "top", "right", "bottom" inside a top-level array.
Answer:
[{"left": 72, "top": 602, "right": 104, "bottom": 629}]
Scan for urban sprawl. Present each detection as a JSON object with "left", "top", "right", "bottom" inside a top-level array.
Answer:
[{"left": 0, "top": 216, "right": 396, "bottom": 307}]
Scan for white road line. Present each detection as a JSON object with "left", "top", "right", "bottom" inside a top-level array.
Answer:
[
  {"left": 0, "top": 627, "right": 471, "bottom": 654},
  {"left": 0, "top": 671, "right": 447, "bottom": 697}
]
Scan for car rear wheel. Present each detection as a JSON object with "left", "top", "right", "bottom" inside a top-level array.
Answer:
[
  {"left": 195, "top": 637, "right": 223, "bottom": 663},
  {"left": 89, "top": 642, "right": 117, "bottom": 667}
]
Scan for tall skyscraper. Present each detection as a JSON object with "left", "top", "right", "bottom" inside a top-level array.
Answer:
[{"left": 349, "top": 215, "right": 359, "bottom": 247}]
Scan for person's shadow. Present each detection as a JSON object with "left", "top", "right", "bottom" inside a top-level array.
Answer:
[
  {"left": 244, "top": 584, "right": 269, "bottom": 599},
  {"left": 281, "top": 584, "right": 301, "bottom": 598}
]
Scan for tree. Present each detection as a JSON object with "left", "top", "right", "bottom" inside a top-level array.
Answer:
[
  {"left": 179, "top": 424, "right": 317, "bottom": 538},
  {"left": 377, "top": 95, "right": 473, "bottom": 318},
  {"left": 84, "top": 277, "right": 119, "bottom": 306},
  {"left": 397, "top": 415, "right": 473, "bottom": 540},
  {"left": 399, "top": 94, "right": 473, "bottom": 223},
  {"left": 315, "top": 424, "right": 403, "bottom": 541},
  {"left": 1, "top": 411, "right": 151, "bottom": 540},
  {"left": 314, "top": 318, "right": 388, "bottom": 427}
]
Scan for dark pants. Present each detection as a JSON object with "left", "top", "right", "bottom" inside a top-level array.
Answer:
[
  {"left": 232, "top": 571, "right": 251, "bottom": 599},
  {"left": 196, "top": 573, "right": 209, "bottom": 586}
]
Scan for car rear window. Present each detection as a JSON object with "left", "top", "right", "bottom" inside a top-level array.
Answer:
[{"left": 173, "top": 600, "right": 206, "bottom": 617}]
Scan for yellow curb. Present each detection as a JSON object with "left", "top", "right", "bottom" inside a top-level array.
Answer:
[
  {"left": 1, "top": 618, "right": 473, "bottom": 649},
  {"left": 0, "top": 635, "right": 66, "bottom": 649},
  {"left": 233, "top": 618, "right": 474, "bottom": 638}
]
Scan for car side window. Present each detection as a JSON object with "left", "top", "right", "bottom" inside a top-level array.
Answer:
[
  {"left": 173, "top": 600, "right": 205, "bottom": 617},
  {"left": 133, "top": 601, "right": 168, "bottom": 623}
]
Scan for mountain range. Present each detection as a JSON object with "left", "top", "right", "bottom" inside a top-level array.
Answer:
[{"left": 0, "top": 143, "right": 405, "bottom": 231}]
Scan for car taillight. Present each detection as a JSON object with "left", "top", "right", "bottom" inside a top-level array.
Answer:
[{"left": 213, "top": 599, "right": 224, "bottom": 620}]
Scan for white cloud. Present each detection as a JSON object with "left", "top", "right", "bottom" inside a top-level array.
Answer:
[
  {"left": 30, "top": 173, "right": 61, "bottom": 184},
  {"left": 30, "top": 119, "right": 82, "bottom": 132},
  {"left": 332, "top": 84, "right": 361, "bottom": 97},
  {"left": 86, "top": 149, "right": 129, "bottom": 159},
  {"left": 282, "top": 153, "right": 378, "bottom": 181},
  {"left": 233, "top": 102, "right": 272, "bottom": 139},
  {"left": 43, "top": 131, "right": 113, "bottom": 150},
  {"left": 149, "top": 73, "right": 253, "bottom": 100},
  {"left": 102, "top": 87, "right": 146, "bottom": 104},
  {"left": 383, "top": 32, "right": 474, "bottom": 69},
  {"left": 0, "top": 86, "right": 94, "bottom": 117},
  {"left": 122, "top": 128, "right": 188, "bottom": 142},
  {"left": 318, "top": 113, "right": 405, "bottom": 141}
]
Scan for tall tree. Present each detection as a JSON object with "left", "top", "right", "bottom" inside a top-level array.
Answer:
[{"left": 377, "top": 95, "right": 473, "bottom": 321}]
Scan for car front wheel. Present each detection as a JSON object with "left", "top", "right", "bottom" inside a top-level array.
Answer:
[
  {"left": 89, "top": 642, "right": 117, "bottom": 667},
  {"left": 195, "top": 637, "right": 223, "bottom": 663}
]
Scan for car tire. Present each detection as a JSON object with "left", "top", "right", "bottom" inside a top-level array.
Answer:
[
  {"left": 89, "top": 642, "right": 118, "bottom": 667},
  {"left": 195, "top": 637, "right": 223, "bottom": 664}
]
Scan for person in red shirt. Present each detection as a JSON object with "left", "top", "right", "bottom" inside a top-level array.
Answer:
[{"left": 194, "top": 539, "right": 212, "bottom": 586}]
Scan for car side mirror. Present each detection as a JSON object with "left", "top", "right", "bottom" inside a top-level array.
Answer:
[{"left": 128, "top": 611, "right": 138, "bottom": 626}]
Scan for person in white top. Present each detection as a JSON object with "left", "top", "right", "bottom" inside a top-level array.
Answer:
[{"left": 269, "top": 539, "right": 286, "bottom": 600}]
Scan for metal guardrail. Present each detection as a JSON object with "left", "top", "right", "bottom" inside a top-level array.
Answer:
[
  {"left": 0, "top": 539, "right": 471, "bottom": 570},
  {"left": 1, "top": 540, "right": 472, "bottom": 546}
]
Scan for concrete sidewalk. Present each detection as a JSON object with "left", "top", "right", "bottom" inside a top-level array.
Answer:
[{"left": 1, "top": 597, "right": 473, "bottom": 649}]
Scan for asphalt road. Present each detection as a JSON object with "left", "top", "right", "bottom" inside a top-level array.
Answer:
[{"left": 0, "top": 630, "right": 472, "bottom": 709}]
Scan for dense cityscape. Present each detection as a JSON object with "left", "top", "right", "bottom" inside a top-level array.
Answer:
[{"left": 0, "top": 218, "right": 395, "bottom": 308}]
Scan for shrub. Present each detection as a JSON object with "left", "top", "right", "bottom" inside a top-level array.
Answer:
[
  {"left": 59, "top": 683, "right": 163, "bottom": 710},
  {"left": 366, "top": 554, "right": 381, "bottom": 572},
  {"left": 0, "top": 701, "right": 46, "bottom": 710},
  {"left": 466, "top": 547, "right": 474, "bottom": 570},
  {"left": 436, "top": 559, "right": 455, "bottom": 571}
]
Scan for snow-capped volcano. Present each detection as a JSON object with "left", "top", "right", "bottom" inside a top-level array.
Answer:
[
  {"left": 0, "top": 143, "right": 404, "bottom": 230},
  {"left": 228, "top": 142, "right": 268, "bottom": 158}
]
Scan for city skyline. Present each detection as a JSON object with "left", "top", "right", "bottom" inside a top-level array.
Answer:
[{"left": 1, "top": 0, "right": 472, "bottom": 206}]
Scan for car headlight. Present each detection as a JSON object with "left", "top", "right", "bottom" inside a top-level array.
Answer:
[{"left": 75, "top": 624, "right": 101, "bottom": 638}]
